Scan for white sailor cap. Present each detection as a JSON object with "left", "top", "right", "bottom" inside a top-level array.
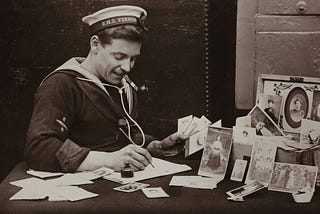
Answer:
[{"left": 82, "top": 5, "right": 147, "bottom": 35}]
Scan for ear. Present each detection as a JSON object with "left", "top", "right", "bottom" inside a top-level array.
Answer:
[{"left": 90, "top": 35, "right": 100, "bottom": 54}]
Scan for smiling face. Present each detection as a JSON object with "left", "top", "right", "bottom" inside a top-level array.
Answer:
[{"left": 94, "top": 38, "right": 141, "bottom": 85}]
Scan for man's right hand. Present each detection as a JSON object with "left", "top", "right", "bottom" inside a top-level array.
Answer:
[{"left": 77, "top": 144, "right": 153, "bottom": 172}]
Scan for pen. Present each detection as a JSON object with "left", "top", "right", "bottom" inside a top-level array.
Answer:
[{"left": 119, "top": 128, "right": 155, "bottom": 168}]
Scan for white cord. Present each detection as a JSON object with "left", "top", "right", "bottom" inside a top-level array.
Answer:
[{"left": 76, "top": 76, "right": 146, "bottom": 147}]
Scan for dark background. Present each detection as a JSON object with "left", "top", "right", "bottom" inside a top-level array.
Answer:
[{"left": 0, "top": 0, "right": 237, "bottom": 181}]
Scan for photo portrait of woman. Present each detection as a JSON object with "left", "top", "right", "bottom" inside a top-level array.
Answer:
[{"left": 290, "top": 98, "right": 305, "bottom": 123}]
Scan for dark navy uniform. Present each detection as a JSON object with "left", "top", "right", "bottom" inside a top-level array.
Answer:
[{"left": 25, "top": 58, "right": 156, "bottom": 172}]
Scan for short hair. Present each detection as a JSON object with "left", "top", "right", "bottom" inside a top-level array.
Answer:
[{"left": 96, "top": 25, "right": 147, "bottom": 46}]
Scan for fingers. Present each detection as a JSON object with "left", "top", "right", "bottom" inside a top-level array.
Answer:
[
  {"left": 169, "top": 132, "right": 188, "bottom": 142},
  {"left": 122, "top": 145, "right": 153, "bottom": 171}
]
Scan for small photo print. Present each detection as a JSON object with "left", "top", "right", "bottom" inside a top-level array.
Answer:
[
  {"left": 113, "top": 182, "right": 150, "bottom": 193},
  {"left": 232, "top": 126, "right": 256, "bottom": 145},
  {"left": 141, "top": 187, "right": 169, "bottom": 198},
  {"left": 300, "top": 119, "right": 320, "bottom": 145},
  {"left": 198, "top": 127, "right": 233, "bottom": 180},
  {"left": 245, "top": 141, "right": 277, "bottom": 185},
  {"left": 258, "top": 94, "right": 282, "bottom": 125},
  {"left": 269, "top": 162, "right": 318, "bottom": 193},
  {"left": 231, "top": 159, "right": 248, "bottom": 182},
  {"left": 226, "top": 180, "right": 265, "bottom": 198},
  {"left": 311, "top": 90, "right": 320, "bottom": 121},
  {"left": 249, "top": 105, "right": 284, "bottom": 137}
]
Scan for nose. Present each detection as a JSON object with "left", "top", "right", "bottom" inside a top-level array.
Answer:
[{"left": 120, "top": 59, "right": 131, "bottom": 73}]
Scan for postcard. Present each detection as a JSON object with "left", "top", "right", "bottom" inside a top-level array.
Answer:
[
  {"left": 248, "top": 105, "right": 284, "bottom": 137},
  {"left": 230, "top": 159, "right": 248, "bottom": 182},
  {"left": 184, "top": 127, "right": 208, "bottom": 157},
  {"left": 258, "top": 94, "right": 283, "bottom": 125},
  {"left": 245, "top": 140, "right": 277, "bottom": 185},
  {"left": 198, "top": 127, "right": 233, "bottom": 180},
  {"left": 232, "top": 126, "right": 256, "bottom": 145},
  {"left": 269, "top": 162, "right": 318, "bottom": 193}
]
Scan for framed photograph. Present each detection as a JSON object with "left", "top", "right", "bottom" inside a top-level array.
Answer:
[
  {"left": 245, "top": 140, "right": 277, "bottom": 185},
  {"left": 226, "top": 180, "right": 265, "bottom": 198},
  {"left": 311, "top": 90, "right": 320, "bottom": 122},
  {"left": 198, "top": 127, "right": 233, "bottom": 180},
  {"left": 258, "top": 94, "right": 282, "bottom": 125},
  {"left": 230, "top": 159, "right": 248, "bottom": 182},
  {"left": 269, "top": 162, "right": 318, "bottom": 193},
  {"left": 232, "top": 126, "right": 256, "bottom": 145},
  {"left": 248, "top": 105, "right": 284, "bottom": 137},
  {"left": 256, "top": 74, "right": 320, "bottom": 133}
]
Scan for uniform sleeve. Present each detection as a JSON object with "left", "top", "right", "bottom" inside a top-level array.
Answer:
[{"left": 24, "top": 74, "right": 90, "bottom": 172}]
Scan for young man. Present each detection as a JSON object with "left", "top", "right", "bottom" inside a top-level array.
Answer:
[{"left": 25, "top": 5, "right": 187, "bottom": 173}]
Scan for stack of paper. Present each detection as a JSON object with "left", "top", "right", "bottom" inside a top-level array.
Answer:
[{"left": 10, "top": 167, "right": 113, "bottom": 201}]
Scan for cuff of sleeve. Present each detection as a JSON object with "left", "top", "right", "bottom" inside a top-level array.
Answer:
[{"left": 55, "top": 139, "right": 90, "bottom": 172}]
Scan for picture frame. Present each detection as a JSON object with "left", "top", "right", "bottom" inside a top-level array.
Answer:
[
  {"left": 256, "top": 74, "right": 320, "bottom": 133},
  {"left": 311, "top": 90, "right": 320, "bottom": 122},
  {"left": 269, "top": 162, "right": 318, "bottom": 193},
  {"left": 198, "top": 127, "right": 233, "bottom": 180}
]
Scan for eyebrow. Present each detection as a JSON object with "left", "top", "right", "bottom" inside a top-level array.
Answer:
[{"left": 111, "top": 52, "right": 141, "bottom": 57}]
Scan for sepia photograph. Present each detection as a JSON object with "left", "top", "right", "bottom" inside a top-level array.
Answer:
[
  {"left": 1, "top": 0, "right": 320, "bottom": 213},
  {"left": 230, "top": 159, "right": 248, "bottom": 182},
  {"left": 232, "top": 126, "right": 256, "bottom": 145},
  {"left": 245, "top": 140, "right": 277, "bottom": 185},
  {"left": 269, "top": 162, "right": 318, "bottom": 193},
  {"left": 198, "top": 127, "right": 233, "bottom": 180},
  {"left": 258, "top": 94, "right": 282, "bottom": 125},
  {"left": 248, "top": 105, "right": 284, "bottom": 137}
]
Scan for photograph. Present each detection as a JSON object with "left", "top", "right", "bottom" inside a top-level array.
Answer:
[
  {"left": 311, "top": 90, "right": 320, "bottom": 122},
  {"left": 198, "top": 127, "right": 233, "bottom": 180},
  {"left": 230, "top": 159, "right": 248, "bottom": 182},
  {"left": 245, "top": 140, "right": 277, "bottom": 185},
  {"left": 226, "top": 180, "right": 265, "bottom": 198},
  {"left": 300, "top": 119, "right": 320, "bottom": 146},
  {"left": 232, "top": 126, "right": 256, "bottom": 145},
  {"left": 258, "top": 94, "right": 282, "bottom": 125},
  {"left": 248, "top": 105, "right": 284, "bottom": 137},
  {"left": 269, "top": 162, "right": 318, "bottom": 193},
  {"left": 113, "top": 182, "right": 150, "bottom": 193},
  {"left": 284, "top": 87, "right": 309, "bottom": 129}
]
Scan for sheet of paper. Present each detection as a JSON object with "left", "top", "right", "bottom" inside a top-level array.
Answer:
[
  {"left": 169, "top": 176, "right": 219, "bottom": 189},
  {"left": 50, "top": 186, "right": 98, "bottom": 201},
  {"left": 47, "top": 173, "right": 94, "bottom": 186},
  {"left": 103, "top": 158, "right": 192, "bottom": 184},
  {"left": 74, "top": 167, "right": 114, "bottom": 180},
  {"left": 26, "top": 169, "right": 63, "bottom": 178},
  {"left": 10, "top": 188, "right": 47, "bottom": 200}
]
